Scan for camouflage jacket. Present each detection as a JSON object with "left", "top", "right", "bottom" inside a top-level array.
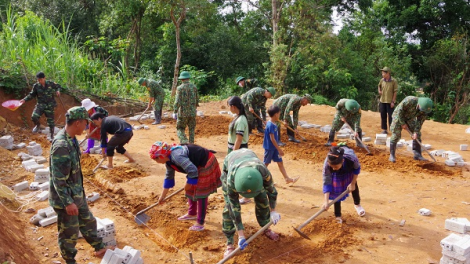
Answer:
[
  {"left": 23, "top": 80, "right": 62, "bottom": 107},
  {"left": 392, "top": 96, "right": 427, "bottom": 132},
  {"left": 221, "top": 149, "right": 277, "bottom": 230},
  {"left": 273, "top": 94, "right": 302, "bottom": 128},
  {"left": 147, "top": 79, "right": 166, "bottom": 107},
  {"left": 92, "top": 106, "right": 108, "bottom": 117},
  {"left": 241, "top": 87, "right": 267, "bottom": 118},
  {"left": 49, "top": 129, "right": 85, "bottom": 209},
  {"left": 335, "top": 99, "right": 361, "bottom": 130},
  {"left": 174, "top": 81, "right": 199, "bottom": 117}
]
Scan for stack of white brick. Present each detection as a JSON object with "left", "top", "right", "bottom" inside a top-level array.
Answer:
[
  {"left": 320, "top": 125, "right": 331, "bottom": 133},
  {"left": 440, "top": 233, "right": 470, "bottom": 264},
  {"left": 375, "top": 134, "right": 387, "bottom": 145},
  {"left": 12, "top": 142, "right": 26, "bottom": 150},
  {"left": 97, "top": 218, "right": 117, "bottom": 247},
  {"left": 33, "top": 156, "right": 47, "bottom": 164},
  {"left": 35, "top": 168, "right": 50, "bottom": 183},
  {"left": 100, "top": 246, "right": 143, "bottom": 264},
  {"left": 0, "top": 135, "right": 14, "bottom": 150},
  {"left": 30, "top": 206, "right": 57, "bottom": 227},
  {"left": 386, "top": 138, "right": 405, "bottom": 148},
  {"left": 431, "top": 151, "right": 467, "bottom": 167},
  {"left": 445, "top": 218, "right": 470, "bottom": 234},
  {"left": 27, "top": 141, "right": 43, "bottom": 156},
  {"left": 18, "top": 152, "right": 33, "bottom": 161}
]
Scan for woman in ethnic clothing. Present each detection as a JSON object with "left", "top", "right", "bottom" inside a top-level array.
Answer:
[{"left": 149, "top": 141, "right": 221, "bottom": 231}]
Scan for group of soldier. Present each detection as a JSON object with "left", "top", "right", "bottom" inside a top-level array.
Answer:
[{"left": 17, "top": 67, "right": 435, "bottom": 263}]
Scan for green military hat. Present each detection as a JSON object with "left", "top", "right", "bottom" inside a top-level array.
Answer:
[
  {"left": 236, "top": 76, "right": 245, "bottom": 84},
  {"left": 234, "top": 167, "right": 263, "bottom": 198},
  {"left": 138, "top": 78, "right": 147, "bottom": 85},
  {"left": 266, "top": 87, "right": 276, "bottom": 97},
  {"left": 178, "top": 71, "right": 191, "bottom": 80},
  {"left": 66, "top": 106, "right": 91, "bottom": 122},
  {"left": 345, "top": 99, "right": 360, "bottom": 113},
  {"left": 380, "top": 67, "right": 391, "bottom": 72},
  {"left": 418, "top": 97, "right": 433, "bottom": 113},
  {"left": 303, "top": 94, "right": 312, "bottom": 103}
]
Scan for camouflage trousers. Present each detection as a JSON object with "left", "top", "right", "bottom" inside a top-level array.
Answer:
[
  {"left": 54, "top": 201, "right": 104, "bottom": 264},
  {"left": 176, "top": 116, "right": 196, "bottom": 144},
  {"left": 32, "top": 104, "right": 55, "bottom": 127},
  {"left": 244, "top": 105, "right": 264, "bottom": 132},
  {"left": 390, "top": 120, "right": 421, "bottom": 144},
  {"left": 331, "top": 114, "right": 361, "bottom": 133},
  {"left": 222, "top": 181, "right": 270, "bottom": 245}
]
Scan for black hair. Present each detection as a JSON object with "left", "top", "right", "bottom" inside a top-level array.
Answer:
[
  {"left": 90, "top": 112, "right": 105, "bottom": 120},
  {"left": 327, "top": 146, "right": 344, "bottom": 165},
  {"left": 267, "top": 105, "right": 280, "bottom": 117},
  {"left": 36, "top": 72, "right": 45, "bottom": 79},
  {"left": 228, "top": 96, "right": 246, "bottom": 134}
]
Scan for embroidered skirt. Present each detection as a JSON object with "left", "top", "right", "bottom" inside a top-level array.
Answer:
[{"left": 186, "top": 152, "right": 222, "bottom": 200}]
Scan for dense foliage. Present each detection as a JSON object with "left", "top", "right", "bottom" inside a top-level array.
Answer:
[{"left": 0, "top": 0, "right": 469, "bottom": 124}]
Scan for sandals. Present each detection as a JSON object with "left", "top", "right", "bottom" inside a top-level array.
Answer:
[
  {"left": 189, "top": 225, "right": 204, "bottom": 231},
  {"left": 224, "top": 245, "right": 235, "bottom": 258},
  {"left": 124, "top": 159, "right": 135, "bottom": 163},
  {"left": 285, "top": 176, "right": 300, "bottom": 185},
  {"left": 336, "top": 217, "right": 343, "bottom": 224},
  {"left": 355, "top": 205, "right": 366, "bottom": 217},
  {"left": 177, "top": 214, "right": 197, "bottom": 221},
  {"left": 264, "top": 229, "right": 279, "bottom": 241}
]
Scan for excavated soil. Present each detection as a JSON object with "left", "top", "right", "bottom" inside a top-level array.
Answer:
[{"left": 0, "top": 99, "right": 469, "bottom": 264}]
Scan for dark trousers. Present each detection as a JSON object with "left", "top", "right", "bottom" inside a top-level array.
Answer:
[
  {"left": 379, "top": 103, "right": 394, "bottom": 130},
  {"left": 107, "top": 131, "right": 133, "bottom": 156},
  {"left": 333, "top": 182, "right": 360, "bottom": 217}
]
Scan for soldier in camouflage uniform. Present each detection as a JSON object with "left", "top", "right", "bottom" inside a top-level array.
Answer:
[
  {"left": 273, "top": 94, "right": 312, "bottom": 144},
  {"left": 236, "top": 76, "right": 257, "bottom": 91},
  {"left": 173, "top": 71, "right": 199, "bottom": 144},
  {"left": 221, "top": 148, "right": 281, "bottom": 257},
  {"left": 20, "top": 72, "right": 62, "bottom": 139},
  {"left": 389, "top": 96, "right": 433, "bottom": 163},
  {"left": 138, "top": 78, "right": 166, "bottom": 125},
  {"left": 49, "top": 106, "right": 108, "bottom": 264},
  {"left": 325, "top": 99, "right": 363, "bottom": 147},
  {"left": 241, "top": 87, "right": 276, "bottom": 134}
]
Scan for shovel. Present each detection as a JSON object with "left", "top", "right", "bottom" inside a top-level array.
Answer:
[
  {"left": 79, "top": 127, "right": 99, "bottom": 147},
  {"left": 343, "top": 121, "right": 371, "bottom": 155},
  {"left": 216, "top": 220, "right": 273, "bottom": 264},
  {"left": 137, "top": 105, "right": 151, "bottom": 124},
  {"left": 293, "top": 189, "right": 350, "bottom": 240},
  {"left": 92, "top": 158, "right": 106, "bottom": 173},
  {"left": 134, "top": 187, "right": 184, "bottom": 225},
  {"left": 405, "top": 128, "right": 436, "bottom": 162},
  {"left": 283, "top": 123, "right": 307, "bottom": 142}
]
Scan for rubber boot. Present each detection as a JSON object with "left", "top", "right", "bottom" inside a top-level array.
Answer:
[
  {"left": 277, "top": 126, "right": 285, "bottom": 147},
  {"left": 84, "top": 139, "right": 94, "bottom": 154},
  {"left": 288, "top": 135, "right": 300, "bottom": 143},
  {"left": 256, "top": 118, "right": 264, "bottom": 134},
  {"left": 152, "top": 110, "right": 160, "bottom": 125},
  {"left": 49, "top": 126, "right": 54, "bottom": 142},
  {"left": 325, "top": 130, "right": 335, "bottom": 146},
  {"left": 389, "top": 142, "right": 397, "bottom": 163},
  {"left": 355, "top": 130, "right": 365, "bottom": 148},
  {"left": 32, "top": 120, "right": 40, "bottom": 133},
  {"left": 413, "top": 140, "right": 428, "bottom": 161}
]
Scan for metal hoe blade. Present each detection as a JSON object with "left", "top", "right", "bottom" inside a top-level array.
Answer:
[
  {"left": 134, "top": 213, "right": 151, "bottom": 226},
  {"left": 293, "top": 227, "right": 311, "bottom": 240},
  {"left": 134, "top": 187, "right": 184, "bottom": 225}
]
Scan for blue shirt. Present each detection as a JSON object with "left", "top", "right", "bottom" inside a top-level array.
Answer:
[{"left": 263, "top": 121, "right": 279, "bottom": 150}]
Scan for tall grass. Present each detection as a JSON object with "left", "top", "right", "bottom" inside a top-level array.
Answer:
[{"left": 0, "top": 7, "right": 144, "bottom": 99}]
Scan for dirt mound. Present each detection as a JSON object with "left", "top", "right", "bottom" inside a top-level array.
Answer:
[
  {"left": 0, "top": 206, "right": 42, "bottom": 263},
  {"left": 195, "top": 115, "right": 232, "bottom": 137}
]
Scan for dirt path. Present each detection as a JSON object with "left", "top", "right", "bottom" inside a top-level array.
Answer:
[{"left": 1, "top": 99, "right": 469, "bottom": 264}]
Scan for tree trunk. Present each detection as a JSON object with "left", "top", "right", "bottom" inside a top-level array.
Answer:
[{"left": 170, "top": 4, "right": 187, "bottom": 97}]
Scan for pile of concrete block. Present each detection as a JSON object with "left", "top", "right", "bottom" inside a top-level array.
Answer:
[
  {"left": 12, "top": 142, "right": 26, "bottom": 150},
  {"left": 461, "top": 145, "right": 468, "bottom": 151},
  {"left": 40, "top": 127, "right": 60, "bottom": 135},
  {"left": 97, "top": 217, "right": 117, "bottom": 247},
  {"left": 300, "top": 123, "right": 319, "bottom": 129},
  {"left": 27, "top": 141, "right": 43, "bottom": 156},
  {"left": 100, "top": 246, "right": 143, "bottom": 264},
  {"left": 320, "top": 125, "right": 331, "bottom": 133},
  {"left": 375, "top": 134, "right": 387, "bottom": 145},
  {"left": 386, "top": 138, "right": 405, "bottom": 148},
  {"left": 440, "top": 233, "right": 470, "bottom": 264},
  {"left": 430, "top": 151, "right": 468, "bottom": 167},
  {"left": 86, "top": 192, "right": 100, "bottom": 203},
  {"left": 30, "top": 206, "right": 57, "bottom": 227},
  {"left": 197, "top": 111, "right": 204, "bottom": 117},
  {"left": 0, "top": 135, "right": 14, "bottom": 150},
  {"left": 445, "top": 218, "right": 470, "bottom": 234},
  {"left": 35, "top": 168, "right": 50, "bottom": 183}
]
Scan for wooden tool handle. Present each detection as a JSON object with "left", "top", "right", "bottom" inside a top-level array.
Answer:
[{"left": 136, "top": 187, "right": 185, "bottom": 215}]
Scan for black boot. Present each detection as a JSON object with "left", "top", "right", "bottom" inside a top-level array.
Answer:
[
  {"left": 49, "top": 126, "right": 54, "bottom": 141},
  {"left": 32, "top": 120, "right": 40, "bottom": 133},
  {"left": 325, "top": 130, "right": 335, "bottom": 146},
  {"left": 277, "top": 126, "right": 285, "bottom": 146},
  {"left": 256, "top": 118, "right": 265, "bottom": 133},
  {"left": 389, "top": 142, "right": 397, "bottom": 163},
  {"left": 413, "top": 140, "right": 428, "bottom": 161}
]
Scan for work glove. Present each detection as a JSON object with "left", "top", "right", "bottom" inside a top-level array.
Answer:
[
  {"left": 172, "top": 113, "right": 177, "bottom": 120},
  {"left": 270, "top": 211, "right": 281, "bottom": 225},
  {"left": 238, "top": 237, "right": 248, "bottom": 250}
]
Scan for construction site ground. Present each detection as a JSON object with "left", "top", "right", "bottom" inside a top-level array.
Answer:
[{"left": 0, "top": 98, "right": 469, "bottom": 264}]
